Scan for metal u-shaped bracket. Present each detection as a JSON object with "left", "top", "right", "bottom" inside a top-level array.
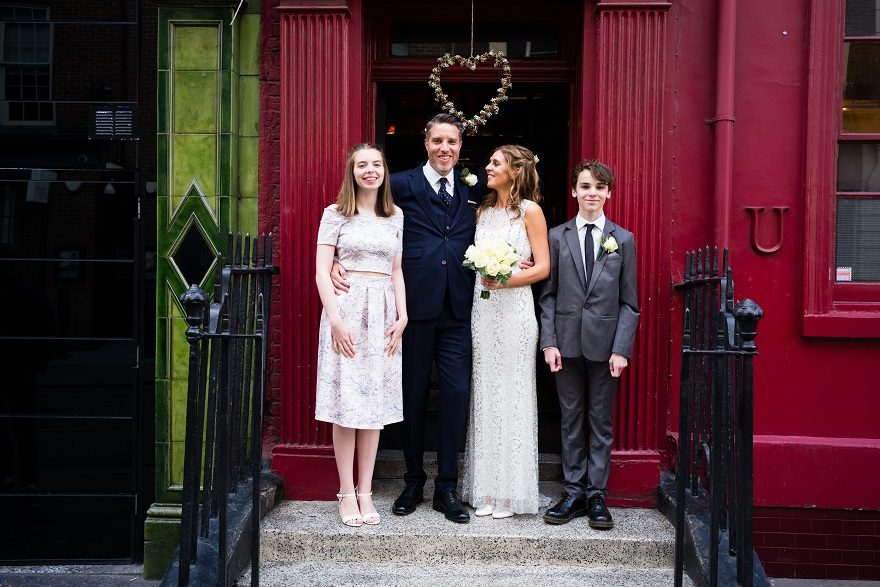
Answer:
[{"left": 745, "top": 206, "right": 789, "bottom": 254}]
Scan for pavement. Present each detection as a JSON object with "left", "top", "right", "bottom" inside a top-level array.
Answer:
[
  {"left": 1, "top": 565, "right": 879, "bottom": 587},
  {"left": 771, "top": 582, "right": 880, "bottom": 587},
  {"left": 0, "top": 565, "right": 160, "bottom": 587}
]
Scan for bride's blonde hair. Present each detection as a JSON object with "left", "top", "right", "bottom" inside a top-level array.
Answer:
[{"left": 478, "top": 144, "right": 542, "bottom": 222}]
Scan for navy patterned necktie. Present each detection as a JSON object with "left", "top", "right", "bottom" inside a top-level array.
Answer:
[
  {"left": 438, "top": 177, "right": 452, "bottom": 207},
  {"left": 584, "top": 223, "right": 595, "bottom": 284}
]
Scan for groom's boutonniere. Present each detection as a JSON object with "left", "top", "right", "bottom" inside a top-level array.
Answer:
[
  {"left": 460, "top": 168, "right": 478, "bottom": 187},
  {"left": 597, "top": 235, "right": 618, "bottom": 261}
]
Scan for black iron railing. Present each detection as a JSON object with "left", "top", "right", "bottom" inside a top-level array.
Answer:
[
  {"left": 175, "top": 233, "right": 275, "bottom": 587},
  {"left": 673, "top": 247, "right": 763, "bottom": 587}
]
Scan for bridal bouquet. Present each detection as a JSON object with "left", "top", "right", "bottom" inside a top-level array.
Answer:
[{"left": 463, "top": 238, "right": 520, "bottom": 299}]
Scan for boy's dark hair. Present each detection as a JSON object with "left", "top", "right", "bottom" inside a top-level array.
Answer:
[
  {"left": 425, "top": 113, "right": 465, "bottom": 140},
  {"left": 571, "top": 160, "right": 616, "bottom": 191}
]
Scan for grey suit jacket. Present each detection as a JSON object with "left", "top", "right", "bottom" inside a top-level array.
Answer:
[{"left": 538, "top": 217, "right": 640, "bottom": 362}]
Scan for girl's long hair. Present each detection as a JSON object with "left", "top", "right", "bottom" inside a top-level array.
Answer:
[
  {"left": 335, "top": 143, "right": 395, "bottom": 217},
  {"left": 478, "top": 144, "right": 542, "bottom": 222}
]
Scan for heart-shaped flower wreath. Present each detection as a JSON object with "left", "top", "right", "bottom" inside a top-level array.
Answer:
[{"left": 428, "top": 51, "right": 512, "bottom": 135}]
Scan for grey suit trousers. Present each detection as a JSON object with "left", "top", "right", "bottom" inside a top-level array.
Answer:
[{"left": 555, "top": 355, "right": 616, "bottom": 500}]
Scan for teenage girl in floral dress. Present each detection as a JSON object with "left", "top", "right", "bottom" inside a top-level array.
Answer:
[{"left": 314, "top": 144, "right": 407, "bottom": 527}]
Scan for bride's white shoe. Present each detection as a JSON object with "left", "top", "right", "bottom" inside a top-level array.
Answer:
[
  {"left": 474, "top": 504, "right": 494, "bottom": 517},
  {"left": 492, "top": 510, "right": 515, "bottom": 519}
]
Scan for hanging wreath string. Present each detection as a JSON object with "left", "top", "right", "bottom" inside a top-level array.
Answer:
[{"left": 428, "top": 51, "right": 512, "bottom": 135}]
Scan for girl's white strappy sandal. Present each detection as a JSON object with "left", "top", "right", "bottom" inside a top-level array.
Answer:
[
  {"left": 337, "top": 490, "right": 363, "bottom": 527},
  {"left": 357, "top": 490, "right": 380, "bottom": 525}
]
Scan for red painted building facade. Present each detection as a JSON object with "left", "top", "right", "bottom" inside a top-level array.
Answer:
[{"left": 256, "top": 0, "right": 880, "bottom": 579}]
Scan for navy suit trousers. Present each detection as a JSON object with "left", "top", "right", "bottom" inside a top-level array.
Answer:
[{"left": 400, "top": 293, "right": 471, "bottom": 493}]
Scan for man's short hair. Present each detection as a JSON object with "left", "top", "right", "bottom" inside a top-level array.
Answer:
[{"left": 425, "top": 113, "right": 464, "bottom": 140}]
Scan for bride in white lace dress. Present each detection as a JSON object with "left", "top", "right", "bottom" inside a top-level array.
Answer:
[{"left": 462, "top": 145, "right": 551, "bottom": 518}]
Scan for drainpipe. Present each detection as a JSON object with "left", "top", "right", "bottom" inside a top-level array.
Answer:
[{"left": 711, "top": 0, "right": 737, "bottom": 247}]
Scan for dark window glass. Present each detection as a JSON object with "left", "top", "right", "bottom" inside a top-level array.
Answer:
[
  {"left": 837, "top": 142, "right": 880, "bottom": 191},
  {"left": 1, "top": 10, "right": 53, "bottom": 125},
  {"left": 842, "top": 41, "right": 880, "bottom": 132},
  {"left": 836, "top": 197, "right": 880, "bottom": 282},
  {"left": 845, "top": 0, "right": 880, "bottom": 36},
  {"left": 390, "top": 21, "right": 558, "bottom": 59}
]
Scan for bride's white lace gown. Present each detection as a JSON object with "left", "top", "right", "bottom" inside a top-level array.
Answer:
[{"left": 462, "top": 199, "right": 544, "bottom": 514}]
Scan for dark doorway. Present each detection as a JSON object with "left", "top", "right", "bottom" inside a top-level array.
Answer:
[
  {"left": 0, "top": 0, "right": 155, "bottom": 562},
  {"left": 0, "top": 169, "right": 150, "bottom": 563},
  {"left": 376, "top": 81, "right": 570, "bottom": 453}
]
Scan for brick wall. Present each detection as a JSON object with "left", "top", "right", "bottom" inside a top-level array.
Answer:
[
  {"left": 755, "top": 507, "right": 880, "bottom": 580},
  {"left": 259, "top": 0, "right": 282, "bottom": 454}
]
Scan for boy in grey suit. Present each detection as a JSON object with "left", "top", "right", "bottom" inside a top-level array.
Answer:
[{"left": 538, "top": 160, "right": 640, "bottom": 528}]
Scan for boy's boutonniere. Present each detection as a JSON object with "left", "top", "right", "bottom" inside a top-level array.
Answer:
[
  {"left": 460, "top": 168, "right": 478, "bottom": 187},
  {"left": 597, "top": 235, "right": 618, "bottom": 261}
]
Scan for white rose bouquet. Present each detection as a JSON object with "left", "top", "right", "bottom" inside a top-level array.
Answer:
[{"left": 462, "top": 238, "right": 520, "bottom": 299}]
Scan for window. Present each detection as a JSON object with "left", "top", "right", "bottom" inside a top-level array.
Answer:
[
  {"left": 837, "top": 5, "right": 880, "bottom": 286},
  {"left": 0, "top": 190, "right": 13, "bottom": 244},
  {"left": 389, "top": 21, "right": 559, "bottom": 59},
  {"left": 0, "top": 5, "right": 54, "bottom": 125},
  {"left": 804, "top": 0, "right": 880, "bottom": 336}
]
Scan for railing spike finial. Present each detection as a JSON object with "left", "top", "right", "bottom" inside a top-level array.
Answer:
[
  {"left": 234, "top": 232, "right": 244, "bottom": 267},
  {"left": 243, "top": 233, "right": 252, "bottom": 269},
  {"left": 268, "top": 233, "right": 276, "bottom": 274},
  {"left": 735, "top": 299, "right": 763, "bottom": 351},
  {"left": 180, "top": 284, "right": 209, "bottom": 342}
]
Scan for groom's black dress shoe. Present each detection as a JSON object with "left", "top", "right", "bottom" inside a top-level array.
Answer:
[
  {"left": 587, "top": 494, "right": 614, "bottom": 529},
  {"left": 432, "top": 491, "right": 470, "bottom": 523},
  {"left": 392, "top": 485, "right": 423, "bottom": 515},
  {"left": 543, "top": 492, "right": 587, "bottom": 525}
]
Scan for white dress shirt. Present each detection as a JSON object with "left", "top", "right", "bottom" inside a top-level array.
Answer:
[
  {"left": 423, "top": 163, "right": 454, "bottom": 199},
  {"left": 576, "top": 213, "right": 606, "bottom": 277}
]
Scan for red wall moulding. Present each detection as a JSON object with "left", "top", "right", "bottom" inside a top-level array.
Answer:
[
  {"left": 802, "top": 313, "right": 880, "bottom": 338},
  {"left": 272, "top": 447, "right": 661, "bottom": 505},
  {"left": 272, "top": 444, "right": 338, "bottom": 500},
  {"left": 754, "top": 435, "right": 880, "bottom": 510}
]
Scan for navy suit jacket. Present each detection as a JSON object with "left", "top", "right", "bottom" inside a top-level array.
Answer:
[{"left": 391, "top": 165, "right": 482, "bottom": 321}]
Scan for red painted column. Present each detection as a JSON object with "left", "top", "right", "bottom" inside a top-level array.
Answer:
[
  {"left": 592, "top": 0, "right": 671, "bottom": 505},
  {"left": 273, "top": 0, "right": 363, "bottom": 499}
]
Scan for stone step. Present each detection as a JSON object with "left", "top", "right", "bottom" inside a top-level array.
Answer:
[
  {"left": 247, "top": 562, "right": 694, "bottom": 587},
  {"left": 257, "top": 479, "right": 676, "bottom": 571},
  {"left": 373, "top": 449, "right": 563, "bottom": 481}
]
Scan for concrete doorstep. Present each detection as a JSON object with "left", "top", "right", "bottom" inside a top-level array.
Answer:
[{"left": 239, "top": 477, "right": 693, "bottom": 587}]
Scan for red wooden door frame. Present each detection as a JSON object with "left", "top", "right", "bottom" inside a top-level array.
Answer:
[{"left": 272, "top": 0, "right": 671, "bottom": 505}]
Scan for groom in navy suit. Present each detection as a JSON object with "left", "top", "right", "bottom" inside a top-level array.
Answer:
[{"left": 388, "top": 113, "right": 481, "bottom": 523}]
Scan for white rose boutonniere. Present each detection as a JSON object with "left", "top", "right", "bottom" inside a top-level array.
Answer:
[
  {"left": 597, "top": 235, "right": 618, "bottom": 261},
  {"left": 460, "top": 168, "right": 478, "bottom": 187}
]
